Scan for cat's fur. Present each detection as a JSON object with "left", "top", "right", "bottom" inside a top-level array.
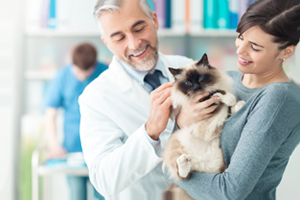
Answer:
[{"left": 162, "top": 54, "right": 245, "bottom": 200}]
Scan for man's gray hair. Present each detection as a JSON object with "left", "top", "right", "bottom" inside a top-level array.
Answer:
[{"left": 94, "top": 0, "right": 153, "bottom": 36}]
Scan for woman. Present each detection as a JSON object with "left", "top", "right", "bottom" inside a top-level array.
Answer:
[{"left": 165, "top": 0, "right": 300, "bottom": 199}]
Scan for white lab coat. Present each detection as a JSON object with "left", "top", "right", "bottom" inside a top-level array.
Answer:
[{"left": 79, "top": 53, "right": 193, "bottom": 200}]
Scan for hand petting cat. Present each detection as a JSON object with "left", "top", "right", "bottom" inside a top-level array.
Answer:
[{"left": 145, "top": 82, "right": 174, "bottom": 141}]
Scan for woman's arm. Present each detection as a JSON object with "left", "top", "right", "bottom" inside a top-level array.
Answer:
[{"left": 166, "top": 86, "right": 299, "bottom": 200}]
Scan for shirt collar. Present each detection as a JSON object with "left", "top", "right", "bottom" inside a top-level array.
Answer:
[{"left": 117, "top": 54, "right": 168, "bottom": 85}]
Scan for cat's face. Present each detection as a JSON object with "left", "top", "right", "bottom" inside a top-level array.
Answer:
[{"left": 169, "top": 54, "right": 219, "bottom": 98}]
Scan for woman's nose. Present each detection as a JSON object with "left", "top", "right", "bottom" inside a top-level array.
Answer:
[{"left": 236, "top": 41, "right": 247, "bottom": 56}]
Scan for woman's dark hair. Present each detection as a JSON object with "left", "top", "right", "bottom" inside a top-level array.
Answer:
[
  {"left": 237, "top": 0, "right": 300, "bottom": 50},
  {"left": 72, "top": 43, "right": 97, "bottom": 70}
]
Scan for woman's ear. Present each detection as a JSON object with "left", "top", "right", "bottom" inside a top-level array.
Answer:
[{"left": 281, "top": 45, "right": 296, "bottom": 60}]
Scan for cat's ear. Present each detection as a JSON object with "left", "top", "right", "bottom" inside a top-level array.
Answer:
[
  {"left": 196, "top": 53, "right": 209, "bottom": 66},
  {"left": 169, "top": 67, "right": 183, "bottom": 76}
]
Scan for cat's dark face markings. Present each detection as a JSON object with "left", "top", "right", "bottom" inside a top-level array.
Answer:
[
  {"left": 178, "top": 69, "right": 215, "bottom": 96},
  {"left": 196, "top": 53, "right": 210, "bottom": 68},
  {"left": 169, "top": 53, "right": 218, "bottom": 97}
]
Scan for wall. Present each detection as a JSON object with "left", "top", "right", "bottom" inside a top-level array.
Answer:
[{"left": 0, "top": 0, "right": 24, "bottom": 199}]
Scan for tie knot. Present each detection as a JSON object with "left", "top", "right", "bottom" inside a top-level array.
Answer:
[{"left": 144, "top": 70, "right": 161, "bottom": 91}]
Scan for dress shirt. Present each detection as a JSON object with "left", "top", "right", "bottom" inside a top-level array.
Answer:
[{"left": 117, "top": 56, "right": 169, "bottom": 151}]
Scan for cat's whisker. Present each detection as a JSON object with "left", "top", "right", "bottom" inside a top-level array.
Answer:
[{"left": 186, "top": 91, "right": 194, "bottom": 97}]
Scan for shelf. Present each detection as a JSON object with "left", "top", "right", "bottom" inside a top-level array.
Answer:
[
  {"left": 24, "top": 29, "right": 238, "bottom": 38},
  {"left": 157, "top": 29, "right": 186, "bottom": 37},
  {"left": 25, "top": 71, "right": 56, "bottom": 81},
  {"left": 25, "top": 29, "right": 101, "bottom": 37},
  {"left": 24, "top": 29, "right": 186, "bottom": 37},
  {"left": 189, "top": 30, "right": 238, "bottom": 37},
  {"left": 37, "top": 165, "right": 89, "bottom": 176}
]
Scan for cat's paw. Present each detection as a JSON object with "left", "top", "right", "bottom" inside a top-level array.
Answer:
[
  {"left": 231, "top": 101, "right": 245, "bottom": 114},
  {"left": 177, "top": 154, "right": 192, "bottom": 178},
  {"left": 213, "top": 92, "right": 236, "bottom": 106}
]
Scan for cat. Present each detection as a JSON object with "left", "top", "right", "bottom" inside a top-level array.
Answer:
[{"left": 162, "top": 53, "right": 245, "bottom": 200}]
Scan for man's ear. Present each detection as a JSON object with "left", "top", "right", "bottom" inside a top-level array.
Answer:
[
  {"left": 152, "top": 12, "right": 159, "bottom": 31},
  {"left": 101, "top": 36, "right": 112, "bottom": 52}
]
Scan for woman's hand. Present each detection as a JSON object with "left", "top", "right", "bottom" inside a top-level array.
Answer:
[{"left": 176, "top": 92, "right": 221, "bottom": 128}]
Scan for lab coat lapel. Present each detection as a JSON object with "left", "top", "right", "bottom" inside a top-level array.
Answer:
[
  {"left": 159, "top": 52, "right": 175, "bottom": 82},
  {"left": 159, "top": 54, "right": 176, "bottom": 135},
  {"left": 109, "top": 57, "right": 150, "bottom": 112},
  {"left": 110, "top": 55, "right": 175, "bottom": 133}
]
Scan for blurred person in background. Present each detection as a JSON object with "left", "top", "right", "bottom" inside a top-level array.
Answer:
[{"left": 44, "top": 43, "right": 108, "bottom": 200}]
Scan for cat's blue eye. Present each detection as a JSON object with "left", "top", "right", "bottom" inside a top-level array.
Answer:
[
  {"left": 199, "top": 75, "right": 205, "bottom": 81},
  {"left": 185, "top": 81, "right": 192, "bottom": 85}
]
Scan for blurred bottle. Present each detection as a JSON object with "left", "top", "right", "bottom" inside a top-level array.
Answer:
[
  {"left": 204, "top": 0, "right": 218, "bottom": 29},
  {"left": 229, "top": 0, "right": 239, "bottom": 29},
  {"left": 217, "top": 0, "right": 230, "bottom": 29}
]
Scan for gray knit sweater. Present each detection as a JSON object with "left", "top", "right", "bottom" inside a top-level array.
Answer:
[{"left": 166, "top": 71, "right": 300, "bottom": 200}]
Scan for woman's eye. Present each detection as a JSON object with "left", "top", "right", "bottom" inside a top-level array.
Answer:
[
  {"left": 238, "top": 35, "right": 244, "bottom": 40},
  {"left": 199, "top": 75, "right": 205, "bottom": 81},
  {"left": 251, "top": 46, "right": 260, "bottom": 52},
  {"left": 185, "top": 81, "right": 192, "bottom": 85}
]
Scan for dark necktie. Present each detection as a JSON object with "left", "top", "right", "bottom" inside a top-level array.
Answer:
[{"left": 144, "top": 70, "right": 162, "bottom": 91}]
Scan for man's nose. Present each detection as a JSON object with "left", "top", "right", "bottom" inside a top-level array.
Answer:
[{"left": 127, "top": 34, "right": 141, "bottom": 50}]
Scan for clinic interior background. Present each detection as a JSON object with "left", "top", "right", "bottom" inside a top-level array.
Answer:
[{"left": 1, "top": 0, "right": 300, "bottom": 200}]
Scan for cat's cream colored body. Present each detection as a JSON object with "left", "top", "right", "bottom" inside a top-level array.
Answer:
[
  {"left": 163, "top": 59, "right": 244, "bottom": 200},
  {"left": 163, "top": 89, "right": 237, "bottom": 179}
]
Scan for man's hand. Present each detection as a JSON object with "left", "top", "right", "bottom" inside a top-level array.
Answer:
[
  {"left": 146, "top": 82, "right": 174, "bottom": 141},
  {"left": 176, "top": 92, "right": 221, "bottom": 128}
]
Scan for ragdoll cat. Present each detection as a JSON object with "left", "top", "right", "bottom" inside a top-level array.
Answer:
[{"left": 162, "top": 53, "right": 245, "bottom": 200}]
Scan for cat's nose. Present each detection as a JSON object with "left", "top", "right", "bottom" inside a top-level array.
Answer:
[{"left": 194, "top": 83, "right": 200, "bottom": 90}]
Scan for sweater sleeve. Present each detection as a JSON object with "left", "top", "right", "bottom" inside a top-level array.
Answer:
[{"left": 165, "top": 85, "right": 298, "bottom": 200}]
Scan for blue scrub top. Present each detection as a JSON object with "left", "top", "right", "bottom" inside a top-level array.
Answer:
[{"left": 44, "top": 62, "right": 108, "bottom": 153}]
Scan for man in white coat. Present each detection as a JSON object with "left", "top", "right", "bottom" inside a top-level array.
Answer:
[{"left": 79, "top": 0, "right": 220, "bottom": 199}]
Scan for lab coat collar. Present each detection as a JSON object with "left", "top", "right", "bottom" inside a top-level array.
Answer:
[
  {"left": 109, "top": 52, "right": 174, "bottom": 92},
  {"left": 109, "top": 52, "right": 175, "bottom": 112}
]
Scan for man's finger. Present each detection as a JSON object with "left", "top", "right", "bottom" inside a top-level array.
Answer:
[
  {"left": 155, "top": 88, "right": 172, "bottom": 104},
  {"left": 151, "top": 83, "right": 172, "bottom": 100},
  {"left": 161, "top": 96, "right": 173, "bottom": 108},
  {"left": 152, "top": 82, "right": 174, "bottom": 94}
]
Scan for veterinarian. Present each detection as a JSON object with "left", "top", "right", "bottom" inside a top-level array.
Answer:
[
  {"left": 44, "top": 43, "right": 107, "bottom": 200},
  {"left": 165, "top": 0, "right": 300, "bottom": 199},
  {"left": 78, "top": 0, "right": 222, "bottom": 199}
]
